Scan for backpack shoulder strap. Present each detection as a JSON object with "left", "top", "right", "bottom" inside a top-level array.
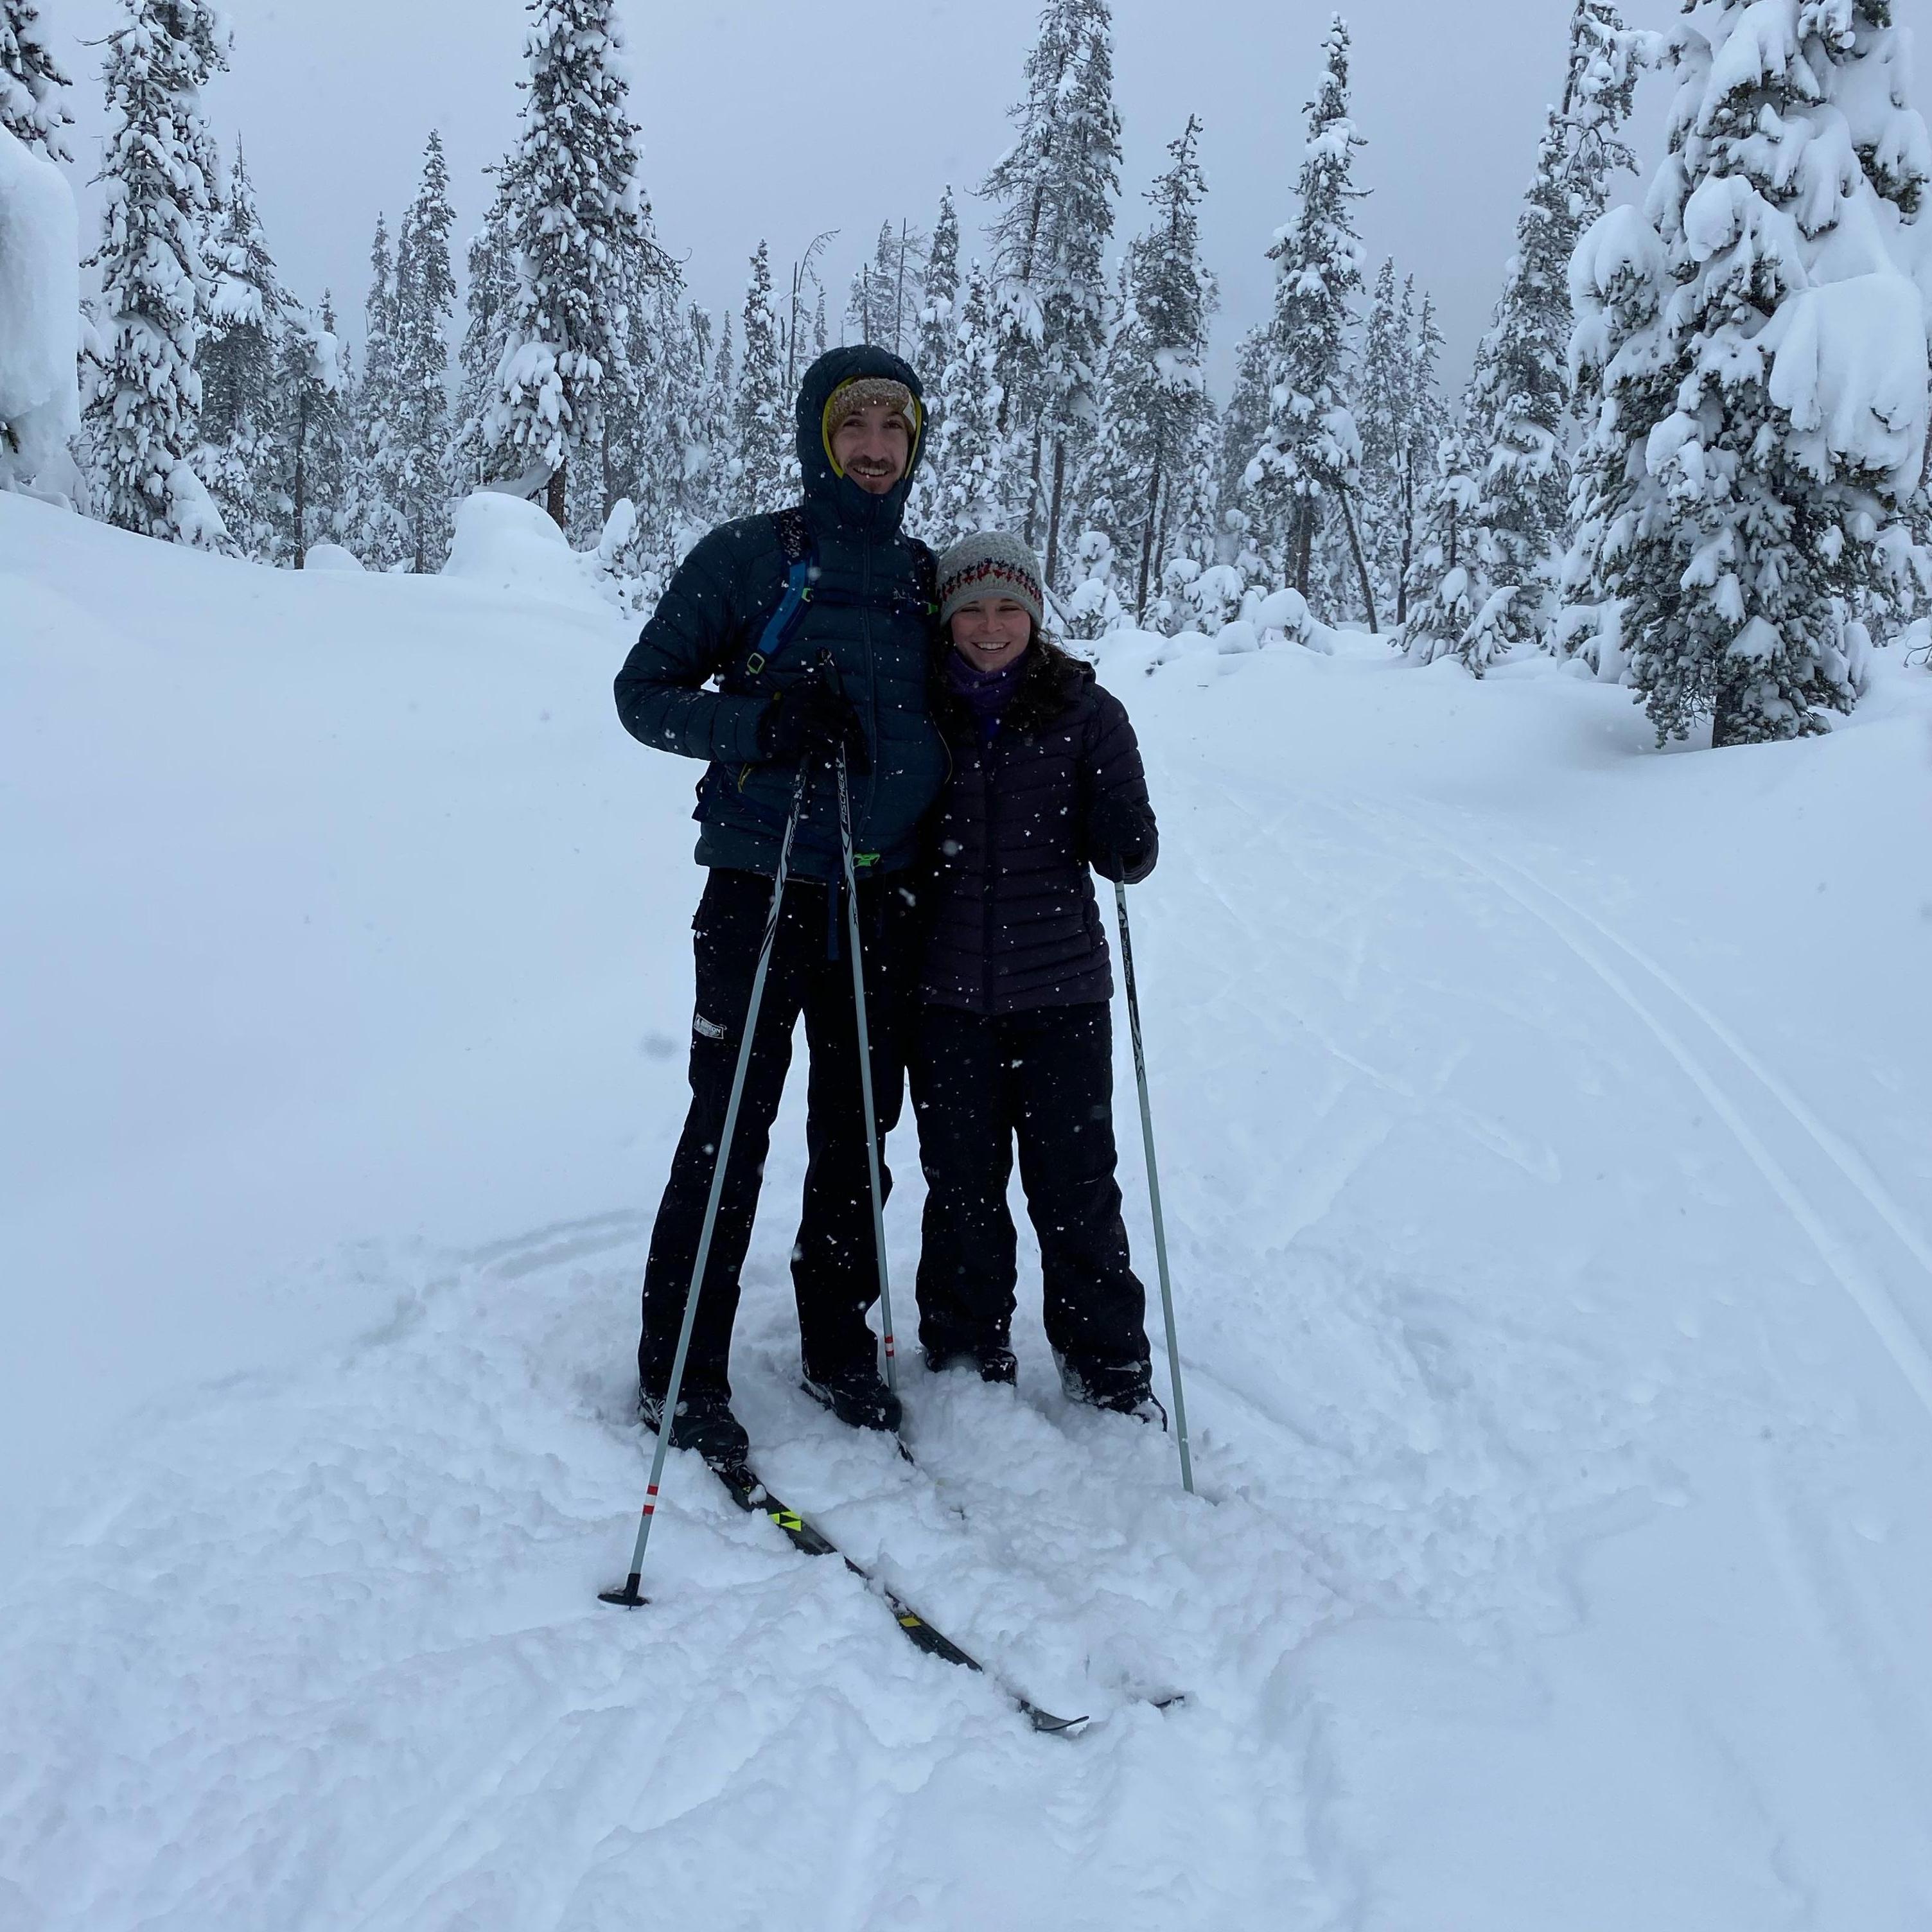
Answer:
[{"left": 742, "top": 509, "right": 818, "bottom": 683}]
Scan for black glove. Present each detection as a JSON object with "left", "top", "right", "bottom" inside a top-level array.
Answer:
[
  {"left": 1084, "top": 791, "right": 1154, "bottom": 883},
  {"left": 757, "top": 674, "right": 871, "bottom": 774}
]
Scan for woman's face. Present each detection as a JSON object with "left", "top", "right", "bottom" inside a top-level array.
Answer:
[{"left": 950, "top": 596, "right": 1032, "bottom": 673}]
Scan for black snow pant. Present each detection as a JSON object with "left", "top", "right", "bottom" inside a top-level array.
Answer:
[
  {"left": 637, "top": 866, "right": 915, "bottom": 1400},
  {"left": 908, "top": 1000, "right": 1150, "bottom": 1394}
]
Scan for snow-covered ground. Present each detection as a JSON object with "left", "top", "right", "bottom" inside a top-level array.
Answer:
[{"left": 5, "top": 490, "right": 1932, "bottom": 1929}]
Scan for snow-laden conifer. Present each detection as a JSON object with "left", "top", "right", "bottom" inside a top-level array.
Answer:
[
  {"left": 1080, "top": 117, "right": 1216, "bottom": 622},
  {"left": 274, "top": 295, "right": 348, "bottom": 566},
  {"left": 926, "top": 259, "right": 1008, "bottom": 548},
  {"left": 491, "top": 0, "right": 658, "bottom": 531},
  {"left": 1395, "top": 283, "right": 1448, "bottom": 628},
  {"left": 1406, "top": 8, "right": 1644, "bottom": 671},
  {"left": 845, "top": 258, "right": 881, "bottom": 346},
  {"left": 394, "top": 130, "right": 456, "bottom": 571},
  {"left": 86, "top": 0, "right": 229, "bottom": 546},
  {"left": 915, "top": 188, "right": 960, "bottom": 414},
  {"left": 448, "top": 162, "right": 518, "bottom": 496},
  {"left": 734, "top": 240, "right": 793, "bottom": 516},
  {"left": 905, "top": 187, "right": 960, "bottom": 533},
  {"left": 697, "top": 308, "right": 737, "bottom": 523},
  {"left": 1563, "top": 0, "right": 1930, "bottom": 744},
  {"left": 346, "top": 215, "right": 410, "bottom": 570},
  {"left": 1354, "top": 258, "right": 1409, "bottom": 620},
  {"left": 635, "top": 286, "right": 712, "bottom": 581},
  {"left": 1243, "top": 15, "right": 1367, "bottom": 615},
  {"left": 981, "top": 0, "right": 1121, "bottom": 583},
  {"left": 195, "top": 141, "right": 291, "bottom": 558},
  {"left": 2, "top": 0, "right": 71, "bottom": 159}
]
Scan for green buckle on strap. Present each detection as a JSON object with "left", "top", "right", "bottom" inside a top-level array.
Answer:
[{"left": 856, "top": 852, "right": 881, "bottom": 868}]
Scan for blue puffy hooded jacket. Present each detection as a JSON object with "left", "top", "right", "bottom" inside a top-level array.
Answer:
[{"left": 612, "top": 345, "right": 947, "bottom": 881}]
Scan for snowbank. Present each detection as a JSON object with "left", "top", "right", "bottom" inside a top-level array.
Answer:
[
  {"left": 441, "top": 487, "right": 603, "bottom": 611},
  {"left": 0, "top": 123, "right": 80, "bottom": 493}
]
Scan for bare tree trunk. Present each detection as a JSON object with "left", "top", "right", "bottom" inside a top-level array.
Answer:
[
  {"left": 1293, "top": 500, "right": 1313, "bottom": 598},
  {"left": 546, "top": 461, "right": 567, "bottom": 532},
  {"left": 1136, "top": 440, "right": 1164, "bottom": 621},
  {"left": 1339, "top": 484, "right": 1378, "bottom": 634},
  {"left": 1044, "top": 435, "right": 1067, "bottom": 592},
  {"left": 1024, "top": 426, "right": 1044, "bottom": 548},
  {"left": 292, "top": 390, "right": 309, "bottom": 569},
  {"left": 1396, "top": 446, "right": 1414, "bottom": 626}
]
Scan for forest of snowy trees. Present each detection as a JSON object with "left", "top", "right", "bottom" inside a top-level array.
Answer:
[{"left": 3, "top": 0, "right": 1929, "bottom": 746}]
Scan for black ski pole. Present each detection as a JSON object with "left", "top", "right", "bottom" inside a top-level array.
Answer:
[
  {"left": 1114, "top": 880, "right": 1195, "bottom": 1495},
  {"left": 602, "top": 759, "right": 813, "bottom": 1608},
  {"left": 833, "top": 738, "right": 899, "bottom": 1391}
]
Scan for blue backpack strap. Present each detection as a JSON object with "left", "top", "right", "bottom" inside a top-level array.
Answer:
[{"left": 742, "top": 507, "right": 816, "bottom": 683}]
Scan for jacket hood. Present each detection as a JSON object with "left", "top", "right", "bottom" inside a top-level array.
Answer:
[{"left": 796, "top": 344, "right": 927, "bottom": 540}]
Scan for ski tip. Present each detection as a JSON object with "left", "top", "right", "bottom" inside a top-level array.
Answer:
[{"left": 1028, "top": 1708, "right": 1090, "bottom": 1736}]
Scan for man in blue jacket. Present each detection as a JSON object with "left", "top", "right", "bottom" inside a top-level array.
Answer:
[{"left": 613, "top": 346, "right": 945, "bottom": 1471}]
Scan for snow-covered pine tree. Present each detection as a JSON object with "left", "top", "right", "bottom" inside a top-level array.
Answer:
[
  {"left": 904, "top": 187, "right": 960, "bottom": 533},
  {"left": 274, "top": 294, "right": 348, "bottom": 565},
  {"left": 845, "top": 256, "right": 881, "bottom": 346},
  {"left": 1417, "top": 111, "right": 1578, "bottom": 670},
  {"left": 393, "top": 128, "right": 456, "bottom": 571},
  {"left": 1557, "top": 2, "right": 1642, "bottom": 236},
  {"left": 448, "top": 159, "right": 518, "bottom": 496},
  {"left": 698, "top": 308, "right": 737, "bottom": 523},
  {"left": 1080, "top": 116, "right": 1216, "bottom": 622},
  {"left": 194, "top": 140, "right": 290, "bottom": 559},
  {"left": 926, "top": 259, "right": 1008, "bottom": 548},
  {"left": 631, "top": 283, "right": 711, "bottom": 583},
  {"left": 491, "top": 0, "right": 657, "bottom": 532},
  {"left": 1563, "top": 0, "right": 1930, "bottom": 745},
  {"left": 812, "top": 283, "right": 827, "bottom": 357},
  {"left": 346, "top": 214, "right": 410, "bottom": 569},
  {"left": 915, "top": 187, "right": 960, "bottom": 412},
  {"left": 1354, "top": 258, "right": 1408, "bottom": 619},
  {"left": 2, "top": 0, "right": 71, "bottom": 158},
  {"left": 86, "top": 0, "right": 229, "bottom": 546},
  {"left": 1406, "top": 9, "right": 1644, "bottom": 671},
  {"left": 1243, "top": 14, "right": 1369, "bottom": 622},
  {"left": 1152, "top": 400, "right": 1225, "bottom": 632},
  {"left": 1395, "top": 282, "right": 1448, "bottom": 628},
  {"left": 1218, "top": 324, "right": 1269, "bottom": 515},
  {"left": 734, "top": 240, "right": 793, "bottom": 515},
  {"left": 981, "top": 0, "right": 1121, "bottom": 586}
]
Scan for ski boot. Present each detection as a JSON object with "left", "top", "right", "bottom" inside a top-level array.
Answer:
[
  {"left": 802, "top": 1358, "right": 902, "bottom": 1434},
  {"left": 638, "top": 1382, "right": 750, "bottom": 1475}
]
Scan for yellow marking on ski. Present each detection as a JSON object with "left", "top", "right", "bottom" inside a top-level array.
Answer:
[
  {"left": 898, "top": 1613, "right": 924, "bottom": 1629},
  {"left": 772, "top": 1510, "right": 804, "bottom": 1532}
]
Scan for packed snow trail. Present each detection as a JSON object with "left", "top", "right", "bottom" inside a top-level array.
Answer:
[{"left": 5, "top": 496, "right": 1932, "bottom": 1928}]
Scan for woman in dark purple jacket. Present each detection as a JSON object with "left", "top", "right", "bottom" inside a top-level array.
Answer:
[{"left": 910, "top": 532, "right": 1164, "bottom": 1423}]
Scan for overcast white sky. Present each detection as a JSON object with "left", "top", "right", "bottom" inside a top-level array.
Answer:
[{"left": 47, "top": 0, "right": 1663, "bottom": 392}]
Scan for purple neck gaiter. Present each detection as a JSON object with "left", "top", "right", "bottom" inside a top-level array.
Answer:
[{"left": 944, "top": 646, "right": 1028, "bottom": 741}]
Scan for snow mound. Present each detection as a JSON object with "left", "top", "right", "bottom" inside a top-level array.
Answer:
[
  {"left": 0, "top": 124, "right": 80, "bottom": 493},
  {"left": 441, "top": 489, "right": 601, "bottom": 611},
  {"left": 303, "top": 541, "right": 364, "bottom": 572}
]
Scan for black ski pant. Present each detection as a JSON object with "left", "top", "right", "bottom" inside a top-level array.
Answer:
[
  {"left": 638, "top": 866, "right": 915, "bottom": 1400},
  {"left": 908, "top": 1000, "right": 1150, "bottom": 1391}
]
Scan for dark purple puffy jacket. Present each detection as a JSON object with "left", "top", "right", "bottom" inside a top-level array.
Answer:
[{"left": 919, "top": 638, "right": 1157, "bottom": 1017}]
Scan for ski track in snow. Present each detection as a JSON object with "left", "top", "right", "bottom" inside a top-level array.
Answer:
[{"left": 1371, "top": 800, "right": 1932, "bottom": 1421}]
